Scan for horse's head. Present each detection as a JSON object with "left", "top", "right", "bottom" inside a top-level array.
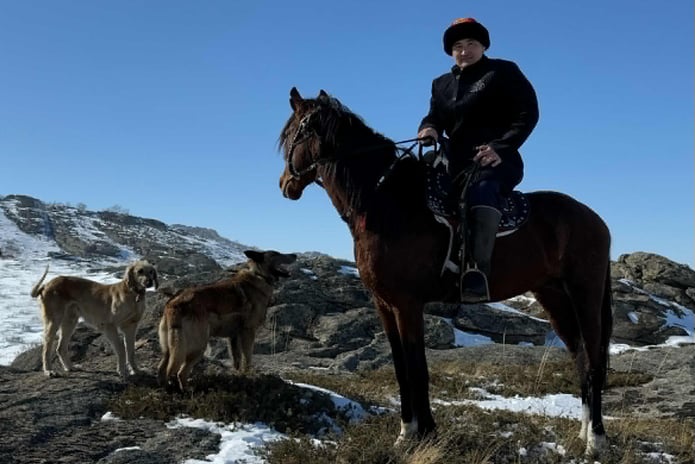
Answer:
[{"left": 278, "top": 87, "right": 338, "bottom": 200}]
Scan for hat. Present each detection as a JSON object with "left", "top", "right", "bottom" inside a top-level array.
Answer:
[{"left": 443, "top": 17, "right": 490, "bottom": 55}]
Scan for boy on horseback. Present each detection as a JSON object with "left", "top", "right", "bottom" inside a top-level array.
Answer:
[{"left": 417, "top": 17, "right": 539, "bottom": 302}]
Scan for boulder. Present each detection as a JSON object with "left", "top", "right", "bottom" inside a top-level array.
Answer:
[{"left": 453, "top": 303, "right": 550, "bottom": 345}]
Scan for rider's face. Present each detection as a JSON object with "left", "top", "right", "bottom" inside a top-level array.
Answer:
[{"left": 451, "top": 39, "right": 485, "bottom": 68}]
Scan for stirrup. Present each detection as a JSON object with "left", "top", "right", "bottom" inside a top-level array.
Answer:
[{"left": 460, "top": 268, "right": 490, "bottom": 303}]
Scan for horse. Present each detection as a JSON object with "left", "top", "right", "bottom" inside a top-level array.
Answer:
[{"left": 277, "top": 88, "right": 613, "bottom": 457}]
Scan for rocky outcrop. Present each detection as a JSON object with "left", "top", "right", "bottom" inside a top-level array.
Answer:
[
  {"left": 1, "top": 194, "right": 693, "bottom": 463},
  {"left": 612, "top": 252, "right": 695, "bottom": 306},
  {"left": 611, "top": 253, "right": 694, "bottom": 346},
  {"left": 0, "top": 195, "right": 246, "bottom": 273},
  {"left": 2, "top": 195, "right": 693, "bottom": 361}
]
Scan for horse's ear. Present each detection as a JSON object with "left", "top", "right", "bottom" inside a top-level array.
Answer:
[
  {"left": 290, "top": 87, "right": 303, "bottom": 112},
  {"left": 318, "top": 89, "right": 330, "bottom": 103}
]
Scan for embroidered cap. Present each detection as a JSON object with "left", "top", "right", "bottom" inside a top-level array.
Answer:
[{"left": 443, "top": 17, "right": 490, "bottom": 55}]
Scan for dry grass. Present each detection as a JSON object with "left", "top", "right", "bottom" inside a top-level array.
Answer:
[
  {"left": 284, "top": 356, "right": 652, "bottom": 406},
  {"left": 264, "top": 404, "right": 694, "bottom": 464},
  {"left": 266, "top": 360, "right": 689, "bottom": 464},
  {"left": 107, "top": 357, "right": 691, "bottom": 464},
  {"left": 108, "top": 371, "right": 346, "bottom": 435}
]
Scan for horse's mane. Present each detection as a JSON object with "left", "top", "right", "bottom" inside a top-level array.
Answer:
[
  {"left": 279, "top": 96, "right": 395, "bottom": 157},
  {"left": 280, "top": 96, "right": 427, "bottom": 234}
]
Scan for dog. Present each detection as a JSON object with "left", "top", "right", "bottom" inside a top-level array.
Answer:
[
  {"left": 30, "top": 260, "right": 158, "bottom": 380},
  {"left": 158, "top": 250, "right": 296, "bottom": 391}
]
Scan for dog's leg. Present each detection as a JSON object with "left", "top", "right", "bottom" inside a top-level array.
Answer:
[
  {"left": 177, "top": 351, "right": 204, "bottom": 392},
  {"left": 158, "top": 352, "right": 170, "bottom": 387},
  {"left": 227, "top": 335, "right": 242, "bottom": 371},
  {"left": 239, "top": 330, "right": 256, "bottom": 373},
  {"left": 102, "top": 324, "right": 127, "bottom": 381},
  {"left": 121, "top": 323, "right": 140, "bottom": 375},
  {"left": 42, "top": 320, "right": 59, "bottom": 377},
  {"left": 56, "top": 313, "right": 79, "bottom": 372},
  {"left": 157, "top": 318, "right": 170, "bottom": 387}
]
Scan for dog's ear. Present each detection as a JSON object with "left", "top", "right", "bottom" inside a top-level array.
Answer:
[
  {"left": 124, "top": 264, "right": 139, "bottom": 291},
  {"left": 243, "top": 250, "right": 264, "bottom": 263}
]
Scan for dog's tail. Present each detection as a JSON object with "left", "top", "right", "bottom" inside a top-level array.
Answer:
[{"left": 30, "top": 265, "right": 50, "bottom": 298}]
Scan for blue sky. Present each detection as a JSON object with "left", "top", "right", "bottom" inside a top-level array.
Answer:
[{"left": 1, "top": 1, "right": 692, "bottom": 266}]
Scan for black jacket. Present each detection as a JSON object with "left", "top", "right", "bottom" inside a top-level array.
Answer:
[{"left": 419, "top": 56, "right": 539, "bottom": 177}]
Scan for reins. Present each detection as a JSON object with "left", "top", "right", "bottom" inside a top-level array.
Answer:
[
  {"left": 374, "top": 138, "right": 437, "bottom": 189},
  {"left": 287, "top": 111, "right": 432, "bottom": 188},
  {"left": 286, "top": 105, "right": 444, "bottom": 191}
]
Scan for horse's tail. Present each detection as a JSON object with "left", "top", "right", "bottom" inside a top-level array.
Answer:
[{"left": 600, "top": 262, "right": 613, "bottom": 386}]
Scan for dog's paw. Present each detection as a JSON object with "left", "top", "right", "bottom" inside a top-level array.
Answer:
[{"left": 43, "top": 370, "right": 60, "bottom": 378}]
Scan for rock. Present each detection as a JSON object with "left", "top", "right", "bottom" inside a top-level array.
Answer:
[
  {"left": 312, "top": 307, "right": 381, "bottom": 352},
  {"left": 424, "top": 302, "right": 459, "bottom": 318},
  {"left": 453, "top": 304, "right": 550, "bottom": 345},
  {"left": 613, "top": 252, "right": 695, "bottom": 288},
  {"left": 603, "top": 344, "right": 695, "bottom": 419},
  {"left": 328, "top": 332, "right": 392, "bottom": 371},
  {"left": 500, "top": 294, "right": 546, "bottom": 318},
  {"left": 687, "top": 287, "right": 695, "bottom": 304},
  {"left": 265, "top": 303, "right": 317, "bottom": 340},
  {"left": 424, "top": 315, "right": 455, "bottom": 349},
  {"left": 612, "top": 295, "right": 690, "bottom": 345}
]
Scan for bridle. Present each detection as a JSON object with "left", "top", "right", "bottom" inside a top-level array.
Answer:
[
  {"left": 285, "top": 106, "right": 428, "bottom": 186},
  {"left": 286, "top": 108, "right": 327, "bottom": 179}
]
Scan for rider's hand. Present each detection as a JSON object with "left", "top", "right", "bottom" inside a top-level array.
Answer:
[
  {"left": 473, "top": 145, "right": 502, "bottom": 167},
  {"left": 417, "top": 127, "right": 439, "bottom": 146}
]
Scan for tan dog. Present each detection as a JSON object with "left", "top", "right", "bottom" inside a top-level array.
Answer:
[
  {"left": 158, "top": 250, "right": 296, "bottom": 391},
  {"left": 30, "top": 261, "right": 158, "bottom": 380}
]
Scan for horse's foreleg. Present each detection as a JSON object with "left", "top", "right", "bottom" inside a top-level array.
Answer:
[
  {"left": 395, "top": 304, "right": 435, "bottom": 440},
  {"left": 376, "top": 302, "right": 414, "bottom": 445}
]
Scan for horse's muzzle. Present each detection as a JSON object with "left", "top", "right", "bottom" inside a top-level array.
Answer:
[{"left": 280, "top": 176, "right": 302, "bottom": 200}]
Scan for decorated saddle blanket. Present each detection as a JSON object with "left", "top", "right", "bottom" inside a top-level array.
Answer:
[{"left": 423, "top": 156, "right": 530, "bottom": 236}]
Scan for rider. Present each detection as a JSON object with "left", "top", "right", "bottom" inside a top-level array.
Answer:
[{"left": 417, "top": 17, "right": 539, "bottom": 302}]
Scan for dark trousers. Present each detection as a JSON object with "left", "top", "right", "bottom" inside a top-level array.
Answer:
[{"left": 465, "top": 164, "right": 522, "bottom": 209}]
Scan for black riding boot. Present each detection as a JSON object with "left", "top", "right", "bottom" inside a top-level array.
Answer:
[{"left": 460, "top": 206, "right": 502, "bottom": 303}]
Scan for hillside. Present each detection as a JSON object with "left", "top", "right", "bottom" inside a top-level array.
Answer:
[{"left": 0, "top": 193, "right": 693, "bottom": 463}]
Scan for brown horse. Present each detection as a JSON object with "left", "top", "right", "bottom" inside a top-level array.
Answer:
[{"left": 278, "top": 88, "right": 612, "bottom": 456}]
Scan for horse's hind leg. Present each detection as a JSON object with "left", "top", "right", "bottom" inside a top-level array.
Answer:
[
  {"left": 564, "top": 274, "right": 610, "bottom": 456},
  {"left": 534, "top": 283, "right": 591, "bottom": 439}
]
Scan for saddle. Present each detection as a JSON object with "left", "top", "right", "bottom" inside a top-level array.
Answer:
[{"left": 422, "top": 145, "right": 530, "bottom": 276}]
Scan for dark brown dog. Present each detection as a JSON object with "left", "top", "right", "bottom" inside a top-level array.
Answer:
[{"left": 157, "top": 250, "right": 296, "bottom": 391}]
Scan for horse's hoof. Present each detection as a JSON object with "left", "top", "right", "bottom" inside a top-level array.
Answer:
[
  {"left": 578, "top": 425, "right": 588, "bottom": 442},
  {"left": 394, "top": 420, "right": 419, "bottom": 447},
  {"left": 585, "top": 432, "right": 607, "bottom": 457}
]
